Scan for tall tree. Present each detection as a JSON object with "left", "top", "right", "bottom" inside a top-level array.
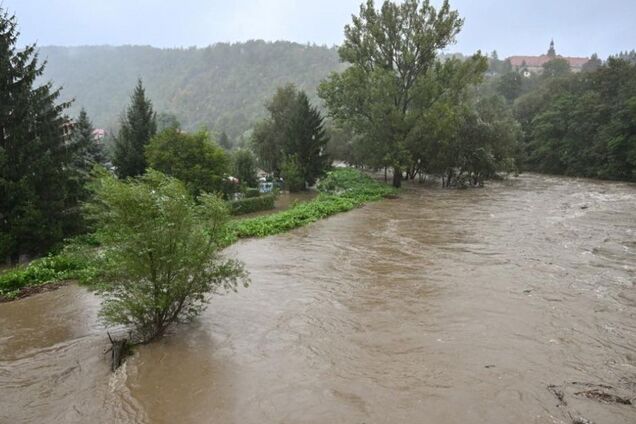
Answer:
[
  {"left": 0, "top": 8, "right": 73, "bottom": 260},
  {"left": 71, "top": 108, "right": 105, "bottom": 168},
  {"left": 319, "top": 0, "right": 482, "bottom": 187},
  {"left": 251, "top": 84, "right": 298, "bottom": 175},
  {"left": 286, "top": 92, "right": 330, "bottom": 186},
  {"left": 218, "top": 131, "right": 232, "bottom": 150},
  {"left": 113, "top": 79, "right": 156, "bottom": 178},
  {"left": 252, "top": 85, "right": 330, "bottom": 186}
]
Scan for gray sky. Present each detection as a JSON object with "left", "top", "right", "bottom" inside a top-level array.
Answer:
[{"left": 5, "top": 0, "right": 635, "bottom": 58}]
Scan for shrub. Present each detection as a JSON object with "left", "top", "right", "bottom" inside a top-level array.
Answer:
[
  {"left": 244, "top": 187, "right": 261, "bottom": 198},
  {"left": 87, "top": 170, "right": 247, "bottom": 343},
  {"left": 281, "top": 155, "right": 305, "bottom": 192},
  {"left": 228, "top": 194, "right": 275, "bottom": 215}
]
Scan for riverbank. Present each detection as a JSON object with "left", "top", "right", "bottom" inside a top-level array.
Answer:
[{"left": 0, "top": 169, "right": 395, "bottom": 301}]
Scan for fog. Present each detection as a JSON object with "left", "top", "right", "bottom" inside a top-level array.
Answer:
[{"left": 7, "top": 0, "right": 636, "bottom": 58}]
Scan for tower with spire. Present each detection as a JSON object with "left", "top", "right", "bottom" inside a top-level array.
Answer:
[{"left": 547, "top": 39, "right": 556, "bottom": 58}]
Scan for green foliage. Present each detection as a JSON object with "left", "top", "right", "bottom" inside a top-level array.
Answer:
[
  {"left": 281, "top": 155, "right": 305, "bottom": 192},
  {"left": 496, "top": 71, "right": 523, "bottom": 102},
  {"left": 252, "top": 84, "right": 330, "bottom": 184},
  {"left": 0, "top": 7, "right": 75, "bottom": 260},
  {"left": 319, "top": 0, "right": 487, "bottom": 187},
  {"left": 244, "top": 188, "right": 261, "bottom": 198},
  {"left": 542, "top": 58, "right": 571, "bottom": 79},
  {"left": 156, "top": 112, "right": 181, "bottom": 132},
  {"left": 227, "top": 194, "right": 275, "bottom": 215},
  {"left": 516, "top": 58, "right": 636, "bottom": 181},
  {"left": 86, "top": 170, "right": 247, "bottom": 342},
  {"left": 218, "top": 131, "right": 232, "bottom": 150},
  {"left": 232, "top": 149, "right": 258, "bottom": 187},
  {"left": 113, "top": 79, "right": 157, "bottom": 178},
  {"left": 227, "top": 169, "right": 394, "bottom": 240},
  {"left": 146, "top": 128, "right": 230, "bottom": 196},
  {"left": 39, "top": 42, "right": 344, "bottom": 139},
  {"left": 2, "top": 169, "right": 391, "bottom": 297},
  {"left": 0, "top": 252, "right": 88, "bottom": 298}
]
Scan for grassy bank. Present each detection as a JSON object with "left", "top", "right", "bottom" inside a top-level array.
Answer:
[{"left": 0, "top": 169, "right": 395, "bottom": 300}]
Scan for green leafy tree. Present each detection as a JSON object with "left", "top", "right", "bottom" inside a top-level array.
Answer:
[
  {"left": 319, "top": 0, "right": 480, "bottom": 187},
  {"left": 113, "top": 79, "right": 157, "bottom": 178},
  {"left": 156, "top": 112, "right": 180, "bottom": 132},
  {"left": 496, "top": 71, "right": 523, "bottom": 102},
  {"left": 542, "top": 58, "right": 571, "bottom": 79},
  {"left": 251, "top": 84, "right": 298, "bottom": 175},
  {"left": 516, "top": 58, "right": 636, "bottom": 181},
  {"left": 252, "top": 85, "right": 330, "bottom": 185},
  {"left": 0, "top": 8, "right": 73, "bottom": 260},
  {"left": 87, "top": 170, "right": 247, "bottom": 342},
  {"left": 146, "top": 128, "right": 230, "bottom": 197},
  {"left": 582, "top": 53, "right": 602, "bottom": 73},
  {"left": 281, "top": 155, "right": 305, "bottom": 192},
  {"left": 233, "top": 149, "right": 258, "bottom": 187}
]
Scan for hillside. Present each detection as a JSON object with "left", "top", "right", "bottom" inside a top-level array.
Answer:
[{"left": 39, "top": 41, "right": 344, "bottom": 139}]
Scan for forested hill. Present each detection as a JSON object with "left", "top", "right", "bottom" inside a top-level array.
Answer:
[{"left": 39, "top": 41, "right": 344, "bottom": 138}]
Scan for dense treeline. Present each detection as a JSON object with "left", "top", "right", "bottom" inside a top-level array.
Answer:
[
  {"left": 39, "top": 42, "right": 344, "bottom": 139},
  {"left": 480, "top": 57, "right": 636, "bottom": 181}
]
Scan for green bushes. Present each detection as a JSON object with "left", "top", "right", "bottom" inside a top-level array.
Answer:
[
  {"left": 0, "top": 169, "right": 393, "bottom": 298},
  {"left": 0, "top": 254, "right": 85, "bottom": 298},
  {"left": 227, "top": 194, "right": 276, "bottom": 215},
  {"left": 226, "top": 169, "right": 394, "bottom": 240},
  {"left": 244, "top": 188, "right": 261, "bottom": 198}
]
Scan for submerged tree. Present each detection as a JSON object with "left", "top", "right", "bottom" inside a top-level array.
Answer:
[
  {"left": 0, "top": 7, "right": 73, "bottom": 260},
  {"left": 88, "top": 170, "right": 247, "bottom": 343},
  {"left": 113, "top": 79, "right": 156, "bottom": 178},
  {"left": 319, "top": 0, "right": 482, "bottom": 187}
]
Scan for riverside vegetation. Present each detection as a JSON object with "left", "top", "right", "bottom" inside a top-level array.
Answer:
[{"left": 0, "top": 169, "right": 394, "bottom": 302}]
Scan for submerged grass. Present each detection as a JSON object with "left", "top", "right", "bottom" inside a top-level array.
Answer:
[{"left": 0, "top": 169, "right": 395, "bottom": 299}]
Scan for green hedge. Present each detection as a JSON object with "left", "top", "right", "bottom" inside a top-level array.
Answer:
[
  {"left": 227, "top": 194, "right": 275, "bottom": 215},
  {"left": 244, "top": 188, "right": 261, "bottom": 198}
]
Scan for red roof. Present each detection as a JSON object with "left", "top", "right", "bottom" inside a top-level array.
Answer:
[{"left": 508, "top": 54, "right": 589, "bottom": 69}]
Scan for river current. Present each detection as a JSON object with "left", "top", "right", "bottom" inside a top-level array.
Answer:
[{"left": 1, "top": 174, "right": 635, "bottom": 423}]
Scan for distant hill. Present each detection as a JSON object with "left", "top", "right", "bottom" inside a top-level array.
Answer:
[{"left": 39, "top": 41, "right": 344, "bottom": 139}]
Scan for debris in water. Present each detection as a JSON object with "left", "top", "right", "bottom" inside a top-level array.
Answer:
[
  {"left": 547, "top": 384, "right": 567, "bottom": 406},
  {"left": 574, "top": 389, "right": 632, "bottom": 405}
]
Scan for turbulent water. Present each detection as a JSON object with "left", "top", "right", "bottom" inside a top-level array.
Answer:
[{"left": 1, "top": 174, "right": 635, "bottom": 424}]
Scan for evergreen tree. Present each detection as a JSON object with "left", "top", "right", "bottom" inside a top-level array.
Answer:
[
  {"left": 218, "top": 131, "right": 232, "bottom": 150},
  {"left": 0, "top": 8, "right": 73, "bottom": 260},
  {"left": 71, "top": 108, "right": 105, "bottom": 168},
  {"left": 113, "top": 79, "right": 156, "bottom": 178},
  {"left": 287, "top": 92, "right": 330, "bottom": 186}
]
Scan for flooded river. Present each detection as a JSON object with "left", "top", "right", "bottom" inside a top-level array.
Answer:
[{"left": 1, "top": 174, "right": 635, "bottom": 423}]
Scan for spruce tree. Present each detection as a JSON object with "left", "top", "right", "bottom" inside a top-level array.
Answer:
[
  {"left": 287, "top": 92, "right": 330, "bottom": 186},
  {"left": 0, "top": 8, "right": 72, "bottom": 261},
  {"left": 71, "top": 108, "right": 105, "bottom": 169},
  {"left": 113, "top": 79, "right": 156, "bottom": 178},
  {"left": 218, "top": 131, "right": 232, "bottom": 150}
]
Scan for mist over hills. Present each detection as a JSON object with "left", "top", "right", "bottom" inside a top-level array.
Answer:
[{"left": 39, "top": 41, "right": 345, "bottom": 139}]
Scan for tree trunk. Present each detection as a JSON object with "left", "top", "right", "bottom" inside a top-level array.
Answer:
[{"left": 392, "top": 166, "right": 402, "bottom": 188}]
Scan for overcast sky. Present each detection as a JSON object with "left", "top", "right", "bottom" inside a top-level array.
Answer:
[{"left": 5, "top": 0, "right": 635, "bottom": 58}]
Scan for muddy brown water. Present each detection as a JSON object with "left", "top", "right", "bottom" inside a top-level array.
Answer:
[{"left": 1, "top": 174, "right": 635, "bottom": 424}]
